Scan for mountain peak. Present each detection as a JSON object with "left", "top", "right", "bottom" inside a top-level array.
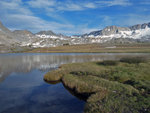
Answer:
[
  {"left": 130, "top": 22, "right": 150, "bottom": 30},
  {"left": 36, "top": 30, "right": 56, "bottom": 36}
]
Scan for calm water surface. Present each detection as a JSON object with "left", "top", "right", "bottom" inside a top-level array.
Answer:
[{"left": 0, "top": 53, "right": 149, "bottom": 113}]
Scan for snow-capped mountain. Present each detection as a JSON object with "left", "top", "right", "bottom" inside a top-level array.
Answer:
[
  {"left": 0, "top": 21, "right": 71, "bottom": 50},
  {"left": 0, "top": 20, "right": 150, "bottom": 52},
  {"left": 80, "top": 23, "right": 150, "bottom": 43},
  {"left": 69, "top": 23, "right": 150, "bottom": 44},
  {"left": 36, "top": 30, "right": 59, "bottom": 39}
]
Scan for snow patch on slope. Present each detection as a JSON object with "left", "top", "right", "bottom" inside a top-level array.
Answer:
[{"left": 36, "top": 34, "right": 59, "bottom": 39}]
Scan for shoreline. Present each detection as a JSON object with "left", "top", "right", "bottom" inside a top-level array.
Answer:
[{"left": 1, "top": 43, "right": 150, "bottom": 53}]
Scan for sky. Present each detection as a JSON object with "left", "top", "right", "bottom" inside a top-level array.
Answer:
[{"left": 0, "top": 0, "right": 150, "bottom": 35}]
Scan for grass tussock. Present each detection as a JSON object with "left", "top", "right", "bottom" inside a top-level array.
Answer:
[
  {"left": 44, "top": 57, "right": 150, "bottom": 113},
  {"left": 44, "top": 69, "right": 63, "bottom": 82}
]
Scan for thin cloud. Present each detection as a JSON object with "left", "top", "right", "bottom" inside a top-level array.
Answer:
[
  {"left": 58, "top": 2, "right": 97, "bottom": 11},
  {"left": 6, "top": 14, "right": 74, "bottom": 33},
  {"left": 96, "top": 0, "right": 131, "bottom": 6},
  {"left": 27, "top": 0, "right": 56, "bottom": 8},
  {"left": 84, "top": 3, "right": 97, "bottom": 9},
  {"left": 0, "top": 0, "right": 32, "bottom": 15},
  {"left": 0, "top": 0, "right": 100, "bottom": 35},
  {"left": 27, "top": 0, "right": 97, "bottom": 11},
  {"left": 6, "top": 13, "right": 99, "bottom": 35},
  {"left": 0, "top": 0, "right": 73, "bottom": 34},
  {"left": 57, "top": 3, "right": 83, "bottom": 11},
  {"left": 27, "top": 0, "right": 131, "bottom": 12}
]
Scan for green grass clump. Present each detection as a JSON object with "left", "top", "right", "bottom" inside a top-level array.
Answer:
[
  {"left": 62, "top": 74, "right": 138, "bottom": 95},
  {"left": 44, "top": 58, "right": 150, "bottom": 113},
  {"left": 85, "top": 91, "right": 150, "bottom": 113},
  {"left": 44, "top": 69, "right": 63, "bottom": 82}
]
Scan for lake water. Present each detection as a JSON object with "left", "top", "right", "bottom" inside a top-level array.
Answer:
[{"left": 0, "top": 53, "right": 150, "bottom": 113}]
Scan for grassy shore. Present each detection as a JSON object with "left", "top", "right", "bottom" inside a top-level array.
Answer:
[
  {"left": 27, "top": 43, "right": 150, "bottom": 53},
  {"left": 44, "top": 57, "right": 150, "bottom": 113}
]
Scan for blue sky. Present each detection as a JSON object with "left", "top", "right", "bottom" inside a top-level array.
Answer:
[{"left": 0, "top": 0, "right": 150, "bottom": 35}]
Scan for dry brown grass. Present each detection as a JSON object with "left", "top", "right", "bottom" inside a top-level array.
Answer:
[{"left": 27, "top": 43, "right": 150, "bottom": 53}]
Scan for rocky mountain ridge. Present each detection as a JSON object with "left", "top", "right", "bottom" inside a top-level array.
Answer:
[
  {"left": 81, "top": 22, "right": 150, "bottom": 38},
  {"left": 0, "top": 20, "right": 150, "bottom": 52}
]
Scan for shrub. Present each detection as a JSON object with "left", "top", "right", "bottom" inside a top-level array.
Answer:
[
  {"left": 120, "top": 57, "right": 146, "bottom": 64},
  {"left": 98, "top": 60, "right": 118, "bottom": 66},
  {"left": 70, "top": 71, "right": 92, "bottom": 76},
  {"left": 63, "top": 43, "right": 69, "bottom": 46}
]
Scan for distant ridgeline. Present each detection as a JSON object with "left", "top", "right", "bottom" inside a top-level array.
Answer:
[{"left": 0, "top": 20, "right": 150, "bottom": 52}]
